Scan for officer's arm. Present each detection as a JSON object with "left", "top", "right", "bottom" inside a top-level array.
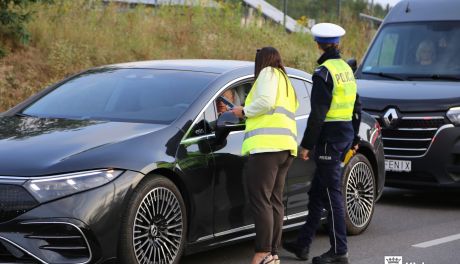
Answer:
[
  {"left": 300, "top": 68, "right": 333, "bottom": 150},
  {"left": 352, "top": 93, "right": 362, "bottom": 146}
]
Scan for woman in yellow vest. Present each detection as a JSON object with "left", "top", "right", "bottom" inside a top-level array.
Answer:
[{"left": 232, "top": 47, "right": 299, "bottom": 264}]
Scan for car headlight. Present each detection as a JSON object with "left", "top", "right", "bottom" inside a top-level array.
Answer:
[
  {"left": 447, "top": 107, "right": 460, "bottom": 125},
  {"left": 24, "top": 169, "right": 123, "bottom": 203}
]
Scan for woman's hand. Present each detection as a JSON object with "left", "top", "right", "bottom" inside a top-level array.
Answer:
[{"left": 231, "top": 106, "right": 244, "bottom": 118}]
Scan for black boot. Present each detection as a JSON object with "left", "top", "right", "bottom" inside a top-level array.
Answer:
[
  {"left": 312, "top": 249, "right": 349, "bottom": 264},
  {"left": 282, "top": 240, "right": 309, "bottom": 260}
]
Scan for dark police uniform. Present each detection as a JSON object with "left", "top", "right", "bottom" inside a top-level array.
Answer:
[
  {"left": 299, "top": 47, "right": 361, "bottom": 253},
  {"left": 283, "top": 47, "right": 361, "bottom": 264}
]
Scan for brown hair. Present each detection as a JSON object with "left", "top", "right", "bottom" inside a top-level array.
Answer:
[
  {"left": 254, "top": 47, "right": 286, "bottom": 79},
  {"left": 317, "top": 42, "right": 340, "bottom": 53}
]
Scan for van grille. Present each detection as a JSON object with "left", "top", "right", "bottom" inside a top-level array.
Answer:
[{"left": 371, "top": 114, "right": 449, "bottom": 158}]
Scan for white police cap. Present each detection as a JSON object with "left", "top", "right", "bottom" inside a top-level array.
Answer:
[{"left": 311, "top": 23, "right": 346, "bottom": 43}]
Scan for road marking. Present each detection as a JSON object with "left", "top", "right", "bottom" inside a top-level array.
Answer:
[{"left": 413, "top": 233, "right": 460, "bottom": 248}]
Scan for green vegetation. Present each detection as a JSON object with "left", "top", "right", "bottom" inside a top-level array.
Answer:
[
  {"left": 0, "top": 0, "right": 53, "bottom": 57},
  {"left": 0, "top": 0, "right": 375, "bottom": 112}
]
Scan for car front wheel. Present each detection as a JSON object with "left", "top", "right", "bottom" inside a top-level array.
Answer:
[
  {"left": 343, "top": 153, "right": 375, "bottom": 235},
  {"left": 119, "top": 175, "right": 187, "bottom": 264}
]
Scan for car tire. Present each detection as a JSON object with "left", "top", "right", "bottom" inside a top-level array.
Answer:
[
  {"left": 342, "top": 153, "right": 375, "bottom": 235},
  {"left": 118, "top": 175, "right": 187, "bottom": 264}
]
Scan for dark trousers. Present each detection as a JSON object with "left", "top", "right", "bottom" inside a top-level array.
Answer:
[
  {"left": 246, "top": 150, "right": 294, "bottom": 254},
  {"left": 296, "top": 141, "right": 351, "bottom": 255}
]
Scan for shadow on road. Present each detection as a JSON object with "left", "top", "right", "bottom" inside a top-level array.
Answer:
[
  {"left": 182, "top": 187, "right": 460, "bottom": 263},
  {"left": 181, "top": 227, "right": 328, "bottom": 263},
  {"left": 378, "top": 187, "right": 460, "bottom": 209}
]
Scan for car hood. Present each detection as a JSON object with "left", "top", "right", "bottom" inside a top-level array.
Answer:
[
  {"left": 357, "top": 79, "right": 460, "bottom": 112},
  {"left": 0, "top": 116, "right": 168, "bottom": 176}
]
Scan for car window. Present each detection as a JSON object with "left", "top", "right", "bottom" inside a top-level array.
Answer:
[
  {"left": 367, "top": 32, "right": 399, "bottom": 68},
  {"left": 199, "top": 77, "right": 310, "bottom": 135},
  {"left": 215, "top": 86, "right": 246, "bottom": 116},
  {"left": 22, "top": 69, "right": 217, "bottom": 124},
  {"left": 290, "top": 78, "right": 311, "bottom": 116},
  {"left": 208, "top": 82, "right": 252, "bottom": 132}
]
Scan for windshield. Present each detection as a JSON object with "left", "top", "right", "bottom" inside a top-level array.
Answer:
[
  {"left": 361, "top": 21, "right": 460, "bottom": 80},
  {"left": 23, "top": 69, "right": 216, "bottom": 124}
]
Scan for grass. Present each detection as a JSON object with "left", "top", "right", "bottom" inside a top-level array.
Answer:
[{"left": 0, "top": 0, "right": 374, "bottom": 112}]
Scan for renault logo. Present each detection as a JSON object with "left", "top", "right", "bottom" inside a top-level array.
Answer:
[{"left": 383, "top": 108, "right": 399, "bottom": 128}]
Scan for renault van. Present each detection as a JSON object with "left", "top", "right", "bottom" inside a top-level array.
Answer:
[{"left": 355, "top": 0, "right": 460, "bottom": 188}]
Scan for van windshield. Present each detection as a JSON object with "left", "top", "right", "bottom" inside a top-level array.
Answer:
[{"left": 361, "top": 21, "right": 460, "bottom": 81}]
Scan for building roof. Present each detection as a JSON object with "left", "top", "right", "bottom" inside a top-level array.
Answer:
[
  {"left": 105, "top": 0, "right": 219, "bottom": 7},
  {"left": 107, "top": 0, "right": 309, "bottom": 33},
  {"left": 242, "top": 0, "right": 309, "bottom": 33}
]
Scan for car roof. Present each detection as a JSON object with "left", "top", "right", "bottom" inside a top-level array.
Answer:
[
  {"left": 104, "top": 59, "right": 254, "bottom": 74},
  {"left": 385, "top": 0, "right": 460, "bottom": 23},
  {"left": 102, "top": 59, "right": 311, "bottom": 80}
]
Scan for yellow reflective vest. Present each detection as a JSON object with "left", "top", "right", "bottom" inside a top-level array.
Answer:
[
  {"left": 321, "top": 59, "right": 357, "bottom": 122},
  {"left": 241, "top": 68, "right": 299, "bottom": 156}
]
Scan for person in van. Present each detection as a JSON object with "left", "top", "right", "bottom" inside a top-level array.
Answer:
[{"left": 415, "top": 40, "right": 436, "bottom": 66}]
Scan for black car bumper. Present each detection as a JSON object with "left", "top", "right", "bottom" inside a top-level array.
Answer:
[
  {"left": 386, "top": 126, "right": 460, "bottom": 188},
  {"left": 0, "top": 170, "right": 144, "bottom": 264}
]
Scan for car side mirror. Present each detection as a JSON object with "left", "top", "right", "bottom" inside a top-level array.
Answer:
[
  {"left": 347, "top": 58, "right": 358, "bottom": 73},
  {"left": 214, "top": 111, "right": 245, "bottom": 143}
]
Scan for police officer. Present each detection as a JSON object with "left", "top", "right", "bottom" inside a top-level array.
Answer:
[{"left": 282, "top": 23, "right": 361, "bottom": 264}]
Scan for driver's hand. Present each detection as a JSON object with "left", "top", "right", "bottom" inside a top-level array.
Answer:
[{"left": 231, "top": 106, "right": 244, "bottom": 118}]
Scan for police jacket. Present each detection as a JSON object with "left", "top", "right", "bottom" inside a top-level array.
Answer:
[{"left": 300, "top": 48, "right": 362, "bottom": 150}]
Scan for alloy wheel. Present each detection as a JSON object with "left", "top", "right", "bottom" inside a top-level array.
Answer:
[
  {"left": 133, "top": 187, "right": 183, "bottom": 264},
  {"left": 345, "top": 161, "right": 375, "bottom": 228}
]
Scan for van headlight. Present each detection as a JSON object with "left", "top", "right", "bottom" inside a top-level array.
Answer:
[
  {"left": 447, "top": 107, "right": 460, "bottom": 125},
  {"left": 24, "top": 169, "right": 123, "bottom": 203}
]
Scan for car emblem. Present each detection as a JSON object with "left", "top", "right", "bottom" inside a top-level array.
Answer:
[{"left": 383, "top": 108, "right": 399, "bottom": 128}]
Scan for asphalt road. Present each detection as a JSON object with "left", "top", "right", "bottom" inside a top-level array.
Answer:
[{"left": 181, "top": 187, "right": 460, "bottom": 264}]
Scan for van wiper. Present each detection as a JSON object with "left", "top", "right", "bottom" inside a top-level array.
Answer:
[
  {"left": 363, "top": 72, "right": 407, "bottom": 81},
  {"left": 406, "top": 74, "right": 460, "bottom": 81}
]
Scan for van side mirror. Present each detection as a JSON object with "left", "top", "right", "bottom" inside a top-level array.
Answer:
[{"left": 347, "top": 58, "right": 358, "bottom": 73}]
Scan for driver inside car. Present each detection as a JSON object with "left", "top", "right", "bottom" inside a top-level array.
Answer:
[{"left": 216, "top": 89, "right": 238, "bottom": 115}]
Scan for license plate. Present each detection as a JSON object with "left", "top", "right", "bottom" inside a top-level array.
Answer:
[{"left": 385, "top": 159, "right": 411, "bottom": 172}]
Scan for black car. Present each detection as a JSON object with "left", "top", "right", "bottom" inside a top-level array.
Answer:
[
  {"left": 355, "top": 0, "right": 460, "bottom": 188},
  {"left": 0, "top": 60, "right": 384, "bottom": 264}
]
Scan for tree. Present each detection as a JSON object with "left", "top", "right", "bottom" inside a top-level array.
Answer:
[{"left": 0, "top": 0, "right": 51, "bottom": 57}]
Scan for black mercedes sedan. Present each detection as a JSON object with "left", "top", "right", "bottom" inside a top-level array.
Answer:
[{"left": 0, "top": 60, "right": 384, "bottom": 264}]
